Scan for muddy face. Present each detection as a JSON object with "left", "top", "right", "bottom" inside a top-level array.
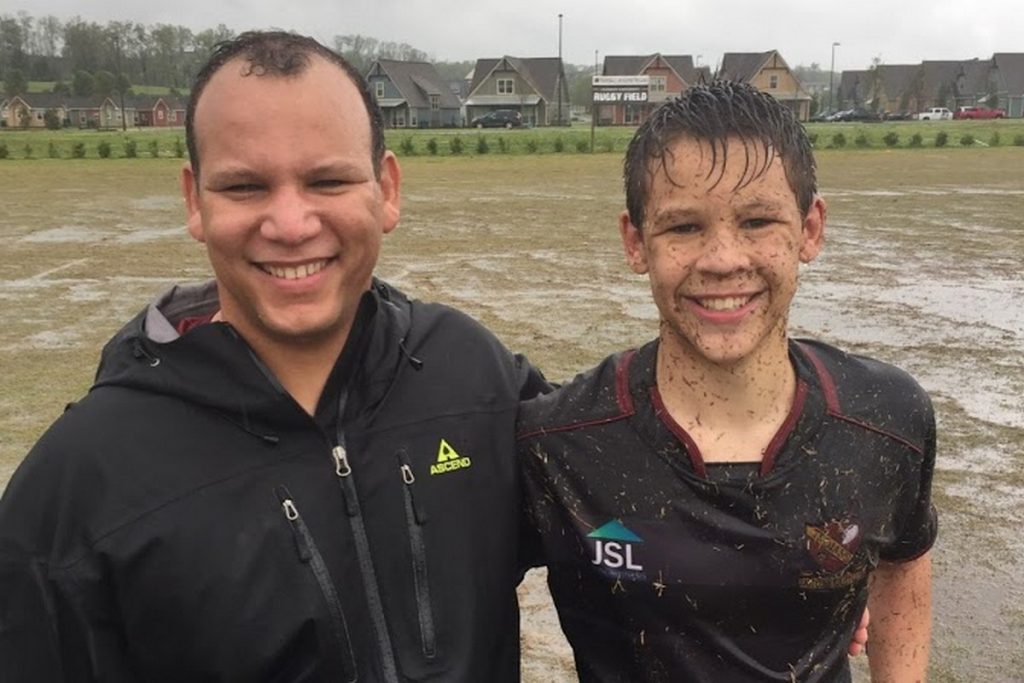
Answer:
[{"left": 619, "top": 136, "right": 824, "bottom": 370}]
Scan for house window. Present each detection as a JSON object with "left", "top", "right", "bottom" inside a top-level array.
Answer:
[
  {"left": 375, "top": 81, "right": 385, "bottom": 99},
  {"left": 395, "top": 113, "right": 406, "bottom": 127},
  {"left": 158, "top": 110, "right": 164, "bottom": 120},
  {"left": 430, "top": 94, "right": 440, "bottom": 111},
  {"left": 769, "top": 75, "right": 779, "bottom": 89},
  {"left": 650, "top": 76, "right": 667, "bottom": 93},
  {"left": 497, "top": 78, "right": 514, "bottom": 95},
  {"left": 410, "top": 113, "right": 417, "bottom": 127}
]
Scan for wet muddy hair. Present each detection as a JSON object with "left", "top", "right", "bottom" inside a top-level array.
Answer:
[
  {"left": 624, "top": 80, "right": 817, "bottom": 229},
  {"left": 185, "top": 31, "right": 385, "bottom": 179}
]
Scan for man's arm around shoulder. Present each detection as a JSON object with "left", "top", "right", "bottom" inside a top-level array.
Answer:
[{"left": 867, "top": 551, "right": 932, "bottom": 682}]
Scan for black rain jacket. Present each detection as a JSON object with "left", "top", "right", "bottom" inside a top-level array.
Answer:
[{"left": 0, "top": 279, "right": 548, "bottom": 682}]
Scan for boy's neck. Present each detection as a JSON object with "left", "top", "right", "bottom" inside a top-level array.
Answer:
[{"left": 655, "top": 332, "right": 797, "bottom": 464}]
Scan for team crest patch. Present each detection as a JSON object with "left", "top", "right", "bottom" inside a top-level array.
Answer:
[{"left": 799, "top": 519, "right": 867, "bottom": 590}]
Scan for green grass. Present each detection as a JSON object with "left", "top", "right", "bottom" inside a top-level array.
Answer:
[
  {"left": 805, "top": 118, "right": 1024, "bottom": 148},
  {"left": 4, "top": 118, "right": 1023, "bottom": 161},
  {"left": 25, "top": 81, "right": 187, "bottom": 96},
  {"left": 0, "top": 128, "right": 186, "bottom": 159}
]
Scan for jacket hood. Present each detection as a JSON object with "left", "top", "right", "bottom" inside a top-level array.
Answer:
[{"left": 92, "top": 280, "right": 414, "bottom": 433}]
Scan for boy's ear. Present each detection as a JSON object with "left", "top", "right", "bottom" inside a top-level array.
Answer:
[
  {"left": 619, "top": 210, "right": 649, "bottom": 274},
  {"left": 799, "top": 195, "right": 826, "bottom": 263}
]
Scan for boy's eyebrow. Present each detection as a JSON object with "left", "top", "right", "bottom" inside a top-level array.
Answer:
[
  {"left": 649, "top": 205, "right": 701, "bottom": 225},
  {"left": 731, "top": 196, "right": 792, "bottom": 213}
]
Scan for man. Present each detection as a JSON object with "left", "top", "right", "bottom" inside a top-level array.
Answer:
[
  {"left": 0, "top": 32, "right": 546, "bottom": 681},
  {"left": 518, "top": 82, "right": 935, "bottom": 681}
]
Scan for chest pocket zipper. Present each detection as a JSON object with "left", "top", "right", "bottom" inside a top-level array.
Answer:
[
  {"left": 275, "top": 486, "right": 358, "bottom": 682},
  {"left": 397, "top": 449, "right": 438, "bottom": 660}
]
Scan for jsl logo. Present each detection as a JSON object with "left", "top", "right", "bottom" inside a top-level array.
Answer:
[{"left": 588, "top": 520, "right": 644, "bottom": 572}]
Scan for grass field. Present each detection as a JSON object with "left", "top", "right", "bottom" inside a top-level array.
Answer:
[
  {"left": 27, "top": 81, "right": 183, "bottom": 96},
  {"left": 1, "top": 149, "right": 1022, "bottom": 680},
  {"left": 2, "top": 119, "right": 1023, "bottom": 160}
]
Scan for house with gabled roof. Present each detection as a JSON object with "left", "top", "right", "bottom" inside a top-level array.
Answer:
[
  {"left": 128, "top": 95, "right": 184, "bottom": 127},
  {"left": 2, "top": 93, "right": 69, "bottom": 128},
  {"left": 366, "top": 59, "right": 462, "bottom": 129},
  {"left": 717, "top": 50, "right": 811, "bottom": 120},
  {"left": 917, "top": 60, "right": 965, "bottom": 110},
  {"left": 955, "top": 58, "right": 997, "bottom": 109},
  {"left": 597, "top": 54, "right": 710, "bottom": 125},
  {"left": 992, "top": 53, "right": 1024, "bottom": 117},
  {"left": 867, "top": 64, "right": 923, "bottom": 115},
  {"left": 836, "top": 70, "right": 870, "bottom": 110},
  {"left": 464, "top": 56, "right": 569, "bottom": 127}
]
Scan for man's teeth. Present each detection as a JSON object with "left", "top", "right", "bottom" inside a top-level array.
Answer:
[
  {"left": 264, "top": 261, "right": 327, "bottom": 280},
  {"left": 699, "top": 296, "right": 751, "bottom": 311}
]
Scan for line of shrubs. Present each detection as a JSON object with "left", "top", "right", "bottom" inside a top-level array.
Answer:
[
  {"left": 396, "top": 134, "right": 616, "bottom": 157},
  {"left": 0, "top": 137, "right": 185, "bottom": 159},
  {"left": 809, "top": 131, "right": 1024, "bottom": 149},
  {"left": 4, "top": 132, "right": 1024, "bottom": 160}
]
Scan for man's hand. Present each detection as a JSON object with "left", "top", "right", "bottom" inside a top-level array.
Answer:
[
  {"left": 866, "top": 552, "right": 932, "bottom": 681},
  {"left": 848, "top": 607, "right": 869, "bottom": 657}
]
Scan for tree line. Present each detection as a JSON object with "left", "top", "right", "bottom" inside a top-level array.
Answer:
[{"left": 0, "top": 12, "right": 596, "bottom": 106}]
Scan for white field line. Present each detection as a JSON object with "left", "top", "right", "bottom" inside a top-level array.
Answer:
[{"left": 26, "top": 258, "right": 90, "bottom": 281}]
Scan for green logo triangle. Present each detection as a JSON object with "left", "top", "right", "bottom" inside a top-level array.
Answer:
[{"left": 587, "top": 520, "right": 642, "bottom": 543}]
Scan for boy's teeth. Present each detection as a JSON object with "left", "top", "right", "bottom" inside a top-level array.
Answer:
[{"left": 700, "top": 296, "right": 749, "bottom": 311}]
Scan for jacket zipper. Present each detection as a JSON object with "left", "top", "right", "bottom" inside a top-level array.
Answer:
[
  {"left": 333, "top": 445, "right": 401, "bottom": 683},
  {"left": 274, "top": 486, "right": 358, "bottom": 683},
  {"left": 397, "top": 449, "right": 438, "bottom": 659}
]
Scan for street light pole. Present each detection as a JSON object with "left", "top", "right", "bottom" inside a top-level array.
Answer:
[
  {"left": 829, "top": 42, "right": 840, "bottom": 114},
  {"left": 557, "top": 13, "right": 563, "bottom": 126}
]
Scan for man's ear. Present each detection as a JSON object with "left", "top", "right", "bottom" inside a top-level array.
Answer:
[
  {"left": 181, "top": 163, "right": 205, "bottom": 243},
  {"left": 619, "top": 210, "right": 649, "bottom": 274},
  {"left": 378, "top": 151, "right": 401, "bottom": 235},
  {"left": 799, "top": 195, "right": 826, "bottom": 263}
]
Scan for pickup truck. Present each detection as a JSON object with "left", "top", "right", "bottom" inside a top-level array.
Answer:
[
  {"left": 954, "top": 106, "right": 1007, "bottom": 119},
  {"left": 916, "top": 107, "right": 953, "bottom": 121}
]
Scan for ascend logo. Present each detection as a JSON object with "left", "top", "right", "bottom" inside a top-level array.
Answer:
[{"left": 587, "top": 520, "right": 645, "bottom": 579}]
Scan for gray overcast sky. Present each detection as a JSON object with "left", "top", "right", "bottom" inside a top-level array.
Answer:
[{"left": 7, "top": 0, "right": 1023, "bottom": 71}]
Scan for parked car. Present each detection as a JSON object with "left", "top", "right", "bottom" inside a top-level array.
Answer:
[
  {"left": 881, "top": 111, "right": 914, "bottom": 121},
  {"left": 470, "top": 110, "right": 523, "bottom": 128},
  {"left": 953, "top": 106, "right": 1007, "bottom": 120},
  {"left": 915, "top": 107, "right": 953, "bottom": 121},
  {"left": 832, "top": 107, "right": 880, "bottom": 122}
]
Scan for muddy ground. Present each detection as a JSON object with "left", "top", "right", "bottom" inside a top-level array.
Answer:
[{"left": 0, "top": 148, "right": 1021, "bottom": 680}]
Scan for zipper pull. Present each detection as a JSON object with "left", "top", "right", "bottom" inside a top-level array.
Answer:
[
  {"left": 332, "top": 446, "right": 359, "bottom": 517},
  {"left": 397, "top": 450, "right": 428, "bottom": 525},
  {"left": 275, "top": 487, "right": 312, "bottom": 562},
  {"left": 333, "top": 446, "right": 352, "bottom": 477}
]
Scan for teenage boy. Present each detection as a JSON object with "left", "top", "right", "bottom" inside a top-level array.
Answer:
[{"left": 518, "top": 82, "right": 935, "bottom": 681}]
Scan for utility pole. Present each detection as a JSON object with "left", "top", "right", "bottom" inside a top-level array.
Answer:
[
  {"left": 557, "top": 13, "right": 563, "bottom": 126},
  {"left": 829, "top": 42, "right": 840, "bottom": 114},
  {"left": 591, "top": 49, "right": 597, "bottom": 152},
  {"left": 114, "top": 32, "right": 127, "bottom": 131}
]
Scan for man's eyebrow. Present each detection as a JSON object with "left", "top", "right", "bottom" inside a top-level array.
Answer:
[{"left": 204, "top": 167, "right": 261, "bottom": 185}]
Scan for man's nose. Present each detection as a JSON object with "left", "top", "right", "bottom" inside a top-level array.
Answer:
[{"left": 260, "top": 186, "right": 320, "bottom": 243}]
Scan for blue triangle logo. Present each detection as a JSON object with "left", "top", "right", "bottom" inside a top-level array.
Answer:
[{"left": 587, "top": 520, "right": 642, "bottom": 543}]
